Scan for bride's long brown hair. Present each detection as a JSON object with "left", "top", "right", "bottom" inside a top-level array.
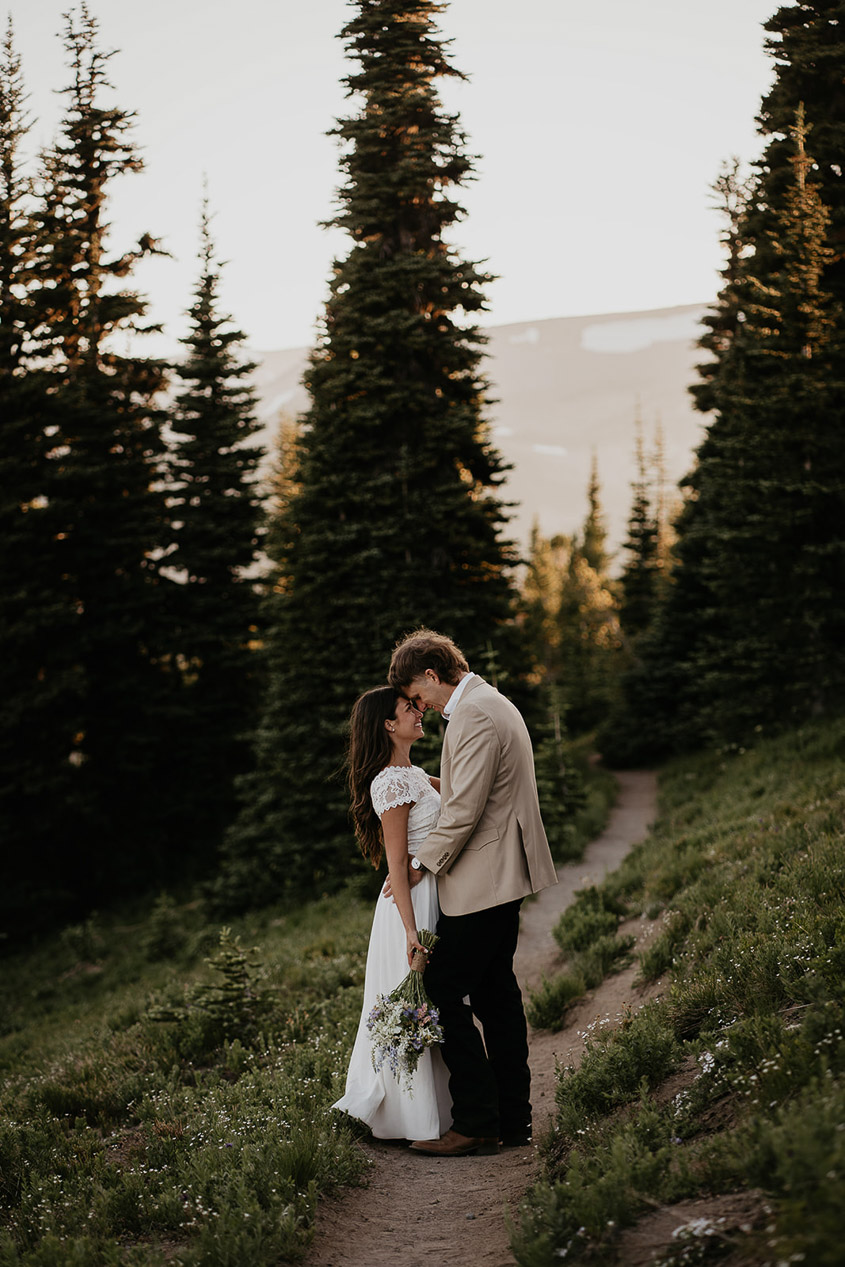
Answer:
[{"left": 346, "top": 685, "right": 401, "bottom": 868}]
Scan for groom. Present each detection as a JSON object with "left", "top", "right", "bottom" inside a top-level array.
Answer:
[{"left": 387, "top": 628, "right": 558, "bottom": 1157}]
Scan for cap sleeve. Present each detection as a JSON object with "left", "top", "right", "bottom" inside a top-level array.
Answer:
[{"left": 370, "top": 768, "right": 416, "bottom": 819}]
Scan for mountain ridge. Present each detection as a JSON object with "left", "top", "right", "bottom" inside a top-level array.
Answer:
[{"left": 249, "top": 301, "right": 710, "bottom": 557}]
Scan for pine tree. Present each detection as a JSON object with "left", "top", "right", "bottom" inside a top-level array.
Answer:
[
  {"left": 0, "top": 17, "right": 30, "bottom": 375},
  {"left": 0, "top": 20, "right": 81, "bottom": 931},
  {"left": 687, "top": 112, "right": 845, "bottom": 736},
  {"left": 165, "top": 200, "right": 264, "bottom": 852},
  {"left": 690, "top": 160, "right": 754, "bottom": 417},
  {"left": 753, "top": 1, "right": 845, "bottom": 304},
  {"left": 612, "top": 164, "right": 760, "bottom": 758},
  {"left": 581, "top": 452, "right": 609, "bottom": 574},
  {"left": 518, "top": 520, "right": 567, "bottom": 685},
  {"left": 217, "top": 0, "right": 519, "bottom": 904},
  {"left": 619, "top": 417, "right": 660, "bottom": 639},
  {"left": 650, "top": 420, "right": 676, "bottom": 592},
  {"left": 531, "top": 690, "right": 586, "bottom": 862},
  {"left": 6, "top": 4, "right": 176, "bottom": 929},
  {"left": 612, "top": 111, "right": 845, "bottom": 759},
  {"left": 555, "top": 463, "right": 621, "bottom": 734}
]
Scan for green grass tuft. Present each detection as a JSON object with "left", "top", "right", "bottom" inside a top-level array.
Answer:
[
  {"left": 526, "top": 972, "right": 587, "bottom": 1029},
  {"left": 553, "top": 885, "right": 625, "bottom": 954}
]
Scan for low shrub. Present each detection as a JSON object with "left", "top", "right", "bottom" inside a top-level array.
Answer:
[
  {"left": 554, "top": 1002, "right": 681, "bottom": 1138},
  {"left": 528, "top": 884, "right": 635, "bottom": 1032},
  {"left": 638, "top": 910, "right": 690, "bottom": 983},
  {"left": 526, "top": 972, "right": 586, "bottom": 1030},
  {"left": 577, "top": 932, "right": 636, "bottom": 988},
  {"left": 553, "top": 886, "right": 624, "bottom": 954},
  {"left": 514, "top": 1099, "right": 690, "bottom": 1264}
]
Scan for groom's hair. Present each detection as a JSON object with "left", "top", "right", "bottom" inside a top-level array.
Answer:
[{"left": 388, "top": 628, "right": 469, "bottom": 688}]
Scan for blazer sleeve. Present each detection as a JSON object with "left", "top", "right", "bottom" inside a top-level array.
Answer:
[{"left": 415, "top": 706, "right": 500, "bottom": 875}]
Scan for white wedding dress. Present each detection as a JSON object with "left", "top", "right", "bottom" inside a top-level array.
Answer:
[{"left": 332, "top": 765, "right": 452, "bottom": 1140}]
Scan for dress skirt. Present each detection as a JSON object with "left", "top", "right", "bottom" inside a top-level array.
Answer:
[{"left": 332, "top": 872, "right": 452, "bottom": 1140}]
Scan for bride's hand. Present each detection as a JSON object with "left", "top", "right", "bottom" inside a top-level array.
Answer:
[{"left": 406, "top": 930, "right": 427, "bottom": 968}]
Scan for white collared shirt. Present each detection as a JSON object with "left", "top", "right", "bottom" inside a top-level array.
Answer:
[{"left": 442, "top": 671, "right": 476, "bottom": 721}]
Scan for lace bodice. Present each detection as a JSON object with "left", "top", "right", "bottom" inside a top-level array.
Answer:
[{"left": 370, "top": 765, "right": 440, "bottom": 854}]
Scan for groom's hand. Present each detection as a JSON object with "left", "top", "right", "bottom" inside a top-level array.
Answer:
[{"left": 382, "top": 860, "right": 425, "bottom": 901}]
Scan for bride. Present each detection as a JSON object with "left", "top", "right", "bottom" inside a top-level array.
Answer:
[{"left": 332, "top": 685, "right": 451, "bottom": 1141}]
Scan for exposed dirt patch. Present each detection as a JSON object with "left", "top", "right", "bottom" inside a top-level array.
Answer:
[
  {"left": 611, "top": 1189, "right": 771, "bottom": 1266},
  {"left": 104, "top": 1124, "right": 148, "bottom": 1169},
  {"left": 118, "top": 1235, "right": 185, "bottom": 1263},
  {"left": 304, "top": 771, "right": 659, "bottom": 1267},
  {"left": 58, "top": 961, "right": 104, "bottom": 982},
  {"left": 651, "top": 1053, "right": 701, "bottom": 1109}
]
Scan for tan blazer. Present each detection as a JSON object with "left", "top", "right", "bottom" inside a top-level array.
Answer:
[{"left": 415, "top": 677, "right": 558, "bottom": 916}]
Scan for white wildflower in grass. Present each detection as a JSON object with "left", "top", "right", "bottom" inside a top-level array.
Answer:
[{"left": 366, "top": 929, "right": 444, "bottom": 1096}]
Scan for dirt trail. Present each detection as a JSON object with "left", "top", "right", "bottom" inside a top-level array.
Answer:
[{"left": 305, "top": 770, "right": 658, "bottom": 1267}]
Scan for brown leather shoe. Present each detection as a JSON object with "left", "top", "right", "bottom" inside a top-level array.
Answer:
[{"left": 409, "top": 1129, "right": 499, "bottom": 1157}]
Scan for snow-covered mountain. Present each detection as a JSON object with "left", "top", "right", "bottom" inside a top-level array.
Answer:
[{"left": 250, "top": 302, "right": 710, "bottom": 557}]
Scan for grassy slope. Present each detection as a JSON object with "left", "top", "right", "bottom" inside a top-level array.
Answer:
[
  {"left": 513, "top": 715, "right": 845, "bottom": 1267},
  {"left": 0, "top": 893, "right": 377, "bottom": 1266}
]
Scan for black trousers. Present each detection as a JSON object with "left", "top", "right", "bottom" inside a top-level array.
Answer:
[{"left": 423, "top": 898, "right": 531, "bottom": 1139}]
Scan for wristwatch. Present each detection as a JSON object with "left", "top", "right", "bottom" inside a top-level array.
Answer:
[{"left": 410, "top": 856, "right": 423, "bottom": 871}]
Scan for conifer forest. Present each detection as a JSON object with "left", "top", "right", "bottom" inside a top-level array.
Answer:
[{"left": 1, "top": 2, "right": 844, "bottom": 1265}]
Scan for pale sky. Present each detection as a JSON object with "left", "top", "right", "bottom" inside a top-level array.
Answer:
[{"left": 7, "top": 0, "right": 776, "bottom": 355}]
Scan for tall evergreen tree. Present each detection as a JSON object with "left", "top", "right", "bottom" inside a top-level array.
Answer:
[
  {"left": 687, "top": 113, "right": 845, "bottom": 736},
  {"left": 0, "top": 17, "right": 30, "bottom": 376},
  {"left": 166, "top": 200, "right": 264, "bottom": 852},
  {"left": 217, "top": 0, "right": 519, "bottom": 905},
  {"left": 684, "top": 6, "right": 845, "bottom": 736},
  {"left": 690, "top": 160, "right": 754, "bottom": 418},
  {"left": 753, "top": 1, "right": 845, "bottom": 304},
  {"left": 3, "top": 4, "right": 175, "bottom": 931},
  {"left": 610, "top": 111, "right": 845, "bottom": 760},
  {"left": 0, "top": 20, "right": 78, "bottom": 932},
  {"left": 609, "top": 165, "right": 759, "bottom": 759}
]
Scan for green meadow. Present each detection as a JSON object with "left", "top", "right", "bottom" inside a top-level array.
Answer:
[
  {"left": 2, "top": 723, "right": 842, "bottom": 1266},
  {"left": 0, "top": 895, "right": 375, "bottom": 1266}
]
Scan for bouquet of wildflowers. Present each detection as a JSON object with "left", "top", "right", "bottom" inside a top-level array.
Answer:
[{"left": 367, "top": 929, "right": 443, "bottom": 1095}]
